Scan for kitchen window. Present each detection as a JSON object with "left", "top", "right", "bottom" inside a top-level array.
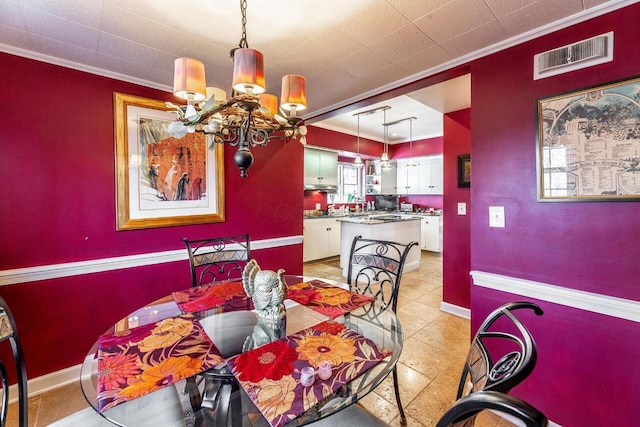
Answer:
[{"left": 335, "top": 162, "right": 363, "bottom": 203}]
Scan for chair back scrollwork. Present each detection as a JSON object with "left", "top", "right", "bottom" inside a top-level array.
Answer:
[
  {"left": 347, "top": 235, "right": 418, "bottom": 312},
  {"left": 183, "top": 234, "right": 251, "bottom": 287}
]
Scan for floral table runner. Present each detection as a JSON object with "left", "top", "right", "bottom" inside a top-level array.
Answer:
[
  {"left": 96, "top": 313, "right": 223, "bottom": 412},
  {"left": 172, "top": 281, "right": 252, "bottom": 313},
  {"left": 287, "top": 280, "right": 374, "bottom": 318},
  {"left": 226, "top": 320, "right": 391, "bottom": 427}
]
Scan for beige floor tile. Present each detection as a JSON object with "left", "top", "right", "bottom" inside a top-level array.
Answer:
[{"left": 372, "top": 362, "right": 432, "bottom": 408}]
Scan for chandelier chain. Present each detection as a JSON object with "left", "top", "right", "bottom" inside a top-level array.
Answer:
[{"left": 238, "top": 0, "right": 248, "bottom": 49}]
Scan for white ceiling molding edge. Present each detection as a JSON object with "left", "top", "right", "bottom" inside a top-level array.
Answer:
[{"left": 0, "top": 43, "right": 172, "bottom": 93}]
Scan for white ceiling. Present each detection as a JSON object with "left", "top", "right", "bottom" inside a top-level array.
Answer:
[{"left": 0, "top": 0, "right": 627, "bottom": 142}]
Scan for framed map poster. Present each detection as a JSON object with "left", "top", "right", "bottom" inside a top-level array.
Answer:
[
  {"left": 537, "top": 75, "right": 640, "bottom": 201},
  {"left": 114, "top": 92, "right": 225, "bottom": 230}
]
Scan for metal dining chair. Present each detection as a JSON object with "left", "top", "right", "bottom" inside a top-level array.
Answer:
[
  {"left": 435, "top": 390, "right": 548, "bottom": 427},
  {"left": 456, "top": 301, "right": 544, "bottom": 398},
  {"left": 182, "top": 234, "right": 251, "bottom": 287},
  {"left": 0, "top": 295, "right": 27, "bottom": 427},
  {"left": 345, "top": 235, "right": 418, "bottom": 425},
  {"left": 181, "top": 234, "right": 252, "bottom": 424},
  {"left": 311, "top": 301, "right": 544, "bottom": 426}
]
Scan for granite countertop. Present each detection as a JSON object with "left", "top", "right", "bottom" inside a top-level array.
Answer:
[
  {"left": 303, "top": 211, "right": 442, "bottom": 220},
  {"left": 336, "top": 214, "right": 422, "bottom": 224}
]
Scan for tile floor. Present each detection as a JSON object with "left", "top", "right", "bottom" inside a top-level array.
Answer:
[{"left": 16, "top": 251, "right": 514, "bottom": 426}]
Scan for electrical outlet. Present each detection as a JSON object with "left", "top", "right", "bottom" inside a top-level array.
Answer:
[
  {"left": 457, "top": 203, "right": 466, "bottom": 215},
  {"left": 489, "top": 206, "right": 505, "bottom": 228}
]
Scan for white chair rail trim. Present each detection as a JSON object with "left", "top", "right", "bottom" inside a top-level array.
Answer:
[
  {"left": 0, "top": 235, "right": 303, "bottom": 286},
  {"left": 471, "top": 270, "right": 640, "bottom": 324}
]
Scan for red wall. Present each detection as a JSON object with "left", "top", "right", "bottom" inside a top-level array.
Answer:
[
  {"left": 469, "top": 4, "right": 640, "bottom": 425},
  {"left": 0, "top": 53, "right": 304, "bottom": 378},
  {"left": 442, "top": 109, "right": 471, "bottom": 308}
]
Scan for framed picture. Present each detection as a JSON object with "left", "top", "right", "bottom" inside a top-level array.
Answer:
[
  {"left": 458, "top": 154, "right": 471, "bottom": 188},
  {"left": 114, "top": 92, "right": 225, "bottom": 230},
  {"left": 537, "top": 75, "right": 640, "bottom": 201}
]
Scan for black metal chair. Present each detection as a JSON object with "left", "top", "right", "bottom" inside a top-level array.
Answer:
[
  {"left": 346, "top": 235, "right": 418, "bottom": 425},
  {"left": 435, "top": 390, "right": 548, "bottom": 427},
  {"left": 456, "top": 301, "right": 544, "bottom": 399},
  {"left": 182, "top": 234, "right": 251, "bottom": 287},
  {"left": 0, "top": 295, "right": 27, "bottom": 427},
  {"left": 182, "top": 234, "right": 252, "bottom": 424},
  {"left": 311, "top": 301, "right": 544, "bottom": 427}
]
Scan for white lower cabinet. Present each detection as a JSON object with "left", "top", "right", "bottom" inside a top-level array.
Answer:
[
  {"left": 303, "top": 218, "right": 341, "bottom": 262},
  {"left": 421, "top": 216, "right": 442, "bottom": 252}
]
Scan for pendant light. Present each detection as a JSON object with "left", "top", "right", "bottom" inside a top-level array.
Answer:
[
  {"left": 354, "top": 113, "right": 364, "bottom": 167},
  {"left": 380, "top": 108, "right": 392, "bottom": 171},
  {"left": 406, "top": 117, "right": 417, "bottom": 167},
  {"left": 384, "top": 116, "right": 417, "bottom": 167}
]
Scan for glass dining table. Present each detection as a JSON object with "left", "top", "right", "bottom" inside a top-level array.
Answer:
[{"left": 79, "top": 275, "right": 403, "bottom": 427}]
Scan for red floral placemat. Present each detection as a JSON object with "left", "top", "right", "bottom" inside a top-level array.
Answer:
[
  {"left": 226, "top": 320, "right": 391, "bottom": 427},
  {"left": 287, "top": 280, "right": 374, "bottom": 318},
  {"left": 172, "top": 281, "right": 253, "bottom": 313},
  {"left": 96, "top": 313, "right": 223, "bottom": 412}
]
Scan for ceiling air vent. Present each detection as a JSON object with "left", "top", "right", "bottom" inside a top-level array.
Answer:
[{"left": 534, "top": 32, "right": 613, "bottom": 80}]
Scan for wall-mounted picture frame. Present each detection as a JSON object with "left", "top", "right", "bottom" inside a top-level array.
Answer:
[
  {"left": 114, "top": 92, "right": 225, "bottom": 230},
  {"left": 458, "top": 154, "right": 471, "bottom": 188},
  {"left": 537, "top": 75, "right": 640, "bottom": 201}
]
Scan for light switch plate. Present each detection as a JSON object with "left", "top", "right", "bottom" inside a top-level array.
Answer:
[
  {"left": 489, "top": 206, "right": 505, "bottom": 228},
  {"left": 457, "top": 202, "right": 467, "bottom": 215}
]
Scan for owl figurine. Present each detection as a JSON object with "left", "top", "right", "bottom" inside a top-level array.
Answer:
[{"left": 242, "top": 259, "right": 287, "bottom": 320}]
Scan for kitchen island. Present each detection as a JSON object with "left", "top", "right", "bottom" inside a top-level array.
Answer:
[{"left": 337, "top": 215, "right": 422, "bottom": 277}]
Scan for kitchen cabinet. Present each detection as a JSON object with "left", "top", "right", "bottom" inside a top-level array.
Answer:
[
  {"left": 396, "top": 155, "right": 443, "bottom": 195},
  {"left": 365, "top": 161, "right": 381, "bottom": 194},
  {"left": 421, "top": 215, "right": 442, "bottom": 252},
  {"left": 380, "top": 161, "right": 397, "bottom": 194},
  {"left": 304, "top": 148, "right": 338, "bottom": 187},
  {"left": 303, "top": 218, "right": 341, "bottom": 262},
  {"left": 365, "top": 160, "right": 397, "bottom": 194},
  {"left": 419, "top": 155, "right": 443, "bottom": 195}
]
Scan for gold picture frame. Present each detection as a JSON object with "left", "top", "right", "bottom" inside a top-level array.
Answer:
[
  {"left": 537, "top": 75, "right": 640, "bottom": 201},
  {"left": 114, "top": 92, "right": 224, "bottom": 230}
]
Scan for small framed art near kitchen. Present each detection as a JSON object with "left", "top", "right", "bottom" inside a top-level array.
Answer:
[
  {"left": 114, "top": 92, "right": 225, "bottom": 230},
  {"left": 537, "top": 75, "right": 640, "bottom": 201},
  {"left": 458, "top": 154, "right": 471, "bottom": 188}
]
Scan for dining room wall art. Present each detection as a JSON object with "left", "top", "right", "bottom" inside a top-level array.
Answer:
[
  {"left": 114, "top": 92, "right": 225, "bottom": 230},
  {"left": 457, "top": 154, "right": 470, "bottom": 188},
  {"left": 537, "top": 75, "right": 640, "bottom": 201}
]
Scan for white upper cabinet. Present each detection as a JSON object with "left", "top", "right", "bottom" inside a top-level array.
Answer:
[
  {"left": 365, "top": 160, "right": 397, "bottom": 195},
  {"left": 396, "top": 155, "right": 443, "bottom": 195},
  {"left": 304, "top": 148, "right": 338, "bottom": 187}
]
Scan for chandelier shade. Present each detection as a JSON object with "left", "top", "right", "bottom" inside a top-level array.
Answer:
[
  {"left": 281, "top": 75, "right": 307, "bottom": 113},
  {"left": 173, "top": 57, "right": 207, "bottom": 101},
  {"left": 259, "top": 94, "right": 279, "bottom": 115},
  {"left": 231, "top": 48, "right": 265, "bottom": 94}
]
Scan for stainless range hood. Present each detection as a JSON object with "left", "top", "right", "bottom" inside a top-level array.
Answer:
[{"left": 303, "top": 183, "right": 338, "bottom": 192}]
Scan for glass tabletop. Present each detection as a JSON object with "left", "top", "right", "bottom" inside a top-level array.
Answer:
[{"left": 80, "top": 275, "right": 403, "bottom": 426}]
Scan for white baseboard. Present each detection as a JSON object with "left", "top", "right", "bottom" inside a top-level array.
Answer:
[
  {"left": 440, "top": 302, "right": 470, "bottom": 319},
  {"left": 6, "top": 363, "right": 81, "bottom": 404}
]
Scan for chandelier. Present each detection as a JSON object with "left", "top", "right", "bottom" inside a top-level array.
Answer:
[{"left": 166, "top": 0, "right": 308, "bottom": 178}]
